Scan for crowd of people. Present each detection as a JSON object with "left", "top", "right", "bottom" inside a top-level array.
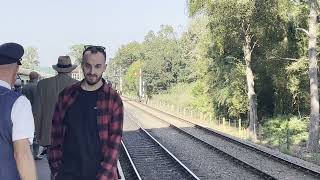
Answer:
[{"left": 0, "top": 42, "right": 124, "bottom": 180}]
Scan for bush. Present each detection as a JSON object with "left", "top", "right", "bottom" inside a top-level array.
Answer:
[
  {"left": 151, "top": 83, "right": 196, "bottom": 108},
  {"left": 262, "top": 115, "right": 308, "bottom": 148}
]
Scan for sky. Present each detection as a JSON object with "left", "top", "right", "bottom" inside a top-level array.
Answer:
[{"left": 1, "top": 0, "right": 189, "bottom": 67}]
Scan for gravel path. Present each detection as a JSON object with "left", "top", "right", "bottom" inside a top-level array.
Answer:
[
  {"left": 124, "top": 102, "right": 265, "bottom": 180},
  {"left": 122, "top": 111, "right": 197, "bottom": 180},
  {"left": 124, "top": 100, "right": 320, "bottom": 180}
]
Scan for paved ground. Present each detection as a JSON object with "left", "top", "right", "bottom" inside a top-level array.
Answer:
[
  {"left": 36, "top": 158, "right": 50, "bottom": 180},
  {"left": 36, "top": 158, "right": 125, "bottom": 180}
]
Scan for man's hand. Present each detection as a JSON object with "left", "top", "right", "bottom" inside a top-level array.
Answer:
[
  {"left": 13, "top": 139, "right": 37, "bottom": 180},
  {"left": 52, "top": 172, "right": 58, "bottom": 180}
]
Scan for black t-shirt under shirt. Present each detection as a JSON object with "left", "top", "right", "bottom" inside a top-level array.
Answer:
[{"left": 60, "top": 88, "right": 102, "bottom": 179}]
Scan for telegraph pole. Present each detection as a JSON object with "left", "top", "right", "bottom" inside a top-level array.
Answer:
[{"left": 139, "top": 68, "right": 142, "bottom": 98}]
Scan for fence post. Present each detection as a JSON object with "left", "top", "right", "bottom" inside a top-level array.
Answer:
[
  {"left": 286, "top": 120, "right": 290, "bottom": 150},
  {"left": 238, "top": 119, "right": 241, "bottom": 137},
  {"left": 259, "top": 124, "right": 263, "bottom": 144}
]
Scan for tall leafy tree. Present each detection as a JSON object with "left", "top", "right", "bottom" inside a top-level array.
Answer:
[
  {"left": 306, "top": 0, "right": 319, "bottom": 152},
  {"left": 142, "top": 25, "right": 184, "bottom": 93},
  {"left": 188, "top": 0, "right": 288, "bottom": 139}
]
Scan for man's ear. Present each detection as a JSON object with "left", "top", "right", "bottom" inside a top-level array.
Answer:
[{"left": 103, "top": 64, "right": 107, "bottom": 71}]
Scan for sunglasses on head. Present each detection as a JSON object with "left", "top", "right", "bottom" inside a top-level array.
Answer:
[
  {"left": 82, "top": 45, "right": 107, "bottom": 60},
  {"left": 83, "top": 45, "right": 106, "bottom": 52}
]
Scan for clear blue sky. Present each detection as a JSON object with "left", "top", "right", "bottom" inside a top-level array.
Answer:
[{"left": 1, "top": 0, "right": 189, "bottom": 67}]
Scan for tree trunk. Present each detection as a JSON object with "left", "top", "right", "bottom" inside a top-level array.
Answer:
[
  {"left": 307, "top": 0, "right": 320, "bottom": 152},
  {"left": 243, "top": 32, "right": 258, "bottom": 141}
]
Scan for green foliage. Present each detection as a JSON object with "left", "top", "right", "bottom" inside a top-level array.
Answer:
[
  {"left": 109, "top": 25, "right": 190, "bottom": 95},
  {"left": 110, "top": 1, "right": 316, "bottom": 151},
  {"left": 152, "top": 83, "right": 196, "bottom": 108},
  {"left": 191, "top": 80, "right": 211, "bottom": 113},
  {"left": 112, "top": 41, "right": 143, "bottom": 71},
  {"left": 186, "top": 0, "right": 313, "bottom": 125},
  {"left": 286, "top": 58, "right": 309, "bottom": 114},
  {"left": 68, "top": 44, "right": 85, "bottom": 65},
  {"left": 21, "top": 47, "right": 40, "bottom": 70},
  {"left": 123, "top": 60, "right": 142, "bottom": 95},
  {"left": 208, "top": 60, "right": 248, "bottom": 118},
  {"left": 262, "top": 116, "right": 309, "bottom": 147},
  {"left": 180, "top": 15, "right": 211, "bottom": 83}
]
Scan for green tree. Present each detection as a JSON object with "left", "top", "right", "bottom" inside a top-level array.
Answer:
[
  {"left": 21, "top": 47, "right": 40, "bottom": 70},
  {"left": 123, "top": 60, "right": 142, "bottom": 95},
  {"left": 188, "top": 0, "right": 288, "bottom": 139},
  {"left": 68, "top": 44, "right": 85, "bottom": 64},
  {"left": 306, "top": 0, "right": 319, "bottom": 152},
  {"left": 142, "top": 25, "right": 184, "bottom": 94}
]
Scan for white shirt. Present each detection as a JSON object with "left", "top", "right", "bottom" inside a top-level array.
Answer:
[{"left": 0, "top": 80, "right": 34, "bottom": 144}]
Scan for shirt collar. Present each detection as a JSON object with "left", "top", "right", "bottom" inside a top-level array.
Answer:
[{"left": 0, "top": 80, "right": 11, "bottom": 89}]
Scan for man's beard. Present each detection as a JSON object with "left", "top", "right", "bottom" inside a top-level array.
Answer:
[{"left": 85, "top": 73, "right": 103, "bottom": 85}]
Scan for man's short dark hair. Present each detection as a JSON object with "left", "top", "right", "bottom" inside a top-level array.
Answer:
[{"left": 82, "top": 45, "right": 106, "bottom": 62}]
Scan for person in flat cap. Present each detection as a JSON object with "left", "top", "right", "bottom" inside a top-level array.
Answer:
[
  {"left": 0, "top": 42, "right": 37, "bottom": 180},
  {"left": 33, "top": 56, "right": 77, "bottom": 156}
]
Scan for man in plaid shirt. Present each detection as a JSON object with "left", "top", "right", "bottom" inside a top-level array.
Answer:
[{"left": 48, "top": 45, "right": 123, "bottom": 180}]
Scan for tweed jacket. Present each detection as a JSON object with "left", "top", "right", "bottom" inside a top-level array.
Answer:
[{"left": 33, "top": 73, "right": 78, "bottom": 146}]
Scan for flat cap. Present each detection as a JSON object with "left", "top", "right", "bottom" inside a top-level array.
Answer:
[{"left": 0, "top": 42, "right": 24, "bottom": 65}]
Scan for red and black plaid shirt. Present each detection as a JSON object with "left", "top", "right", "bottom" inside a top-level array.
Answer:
[{"left": 48, "top": 79, "right": 123, "bottom": 180}]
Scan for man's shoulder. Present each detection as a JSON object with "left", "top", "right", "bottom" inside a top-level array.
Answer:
[
  {"left": 59, "top": 81, "right": 81, "bottom": 96},
  {"left": 23, "top": 82, "right": 36, "bottom": 90},
  {"left": 15, "top": 95, "right": 31, "bottom": 106},
  {"left": 12, "top": 95, "right": 31, "bottom": 113},
  {"left": 59, "top": 74, "right": 78, "bottom": 81},
  {"left": 103, "top": 84, "right": 122, "bottom": 103},
  {"left": 5, "top": 89, "right": 22, "bottom": 101},
  {"left": 38, "top": 77, "right": 55, "bottom": 86}
]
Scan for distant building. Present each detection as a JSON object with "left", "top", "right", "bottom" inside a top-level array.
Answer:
[{"left": 71, "top": 66, "right": 83, "bottom": 81}]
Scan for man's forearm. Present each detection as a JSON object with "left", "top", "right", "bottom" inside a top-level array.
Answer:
[{"left": 14, "top": 139, "right": 37, "bottom": 180}]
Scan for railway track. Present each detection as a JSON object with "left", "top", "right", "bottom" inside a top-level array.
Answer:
[
  {"left": 120, "top": 113, "right": 200, "bottom": 180},
  {"left": 119, "top": 141, "right": 141, "bottom": 180},
  {"left": 123, "top": 98, "right": 320, "bottom": 180}
]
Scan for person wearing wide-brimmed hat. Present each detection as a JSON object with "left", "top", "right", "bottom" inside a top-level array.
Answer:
[
  {"left": 33, "top": 56, "right": 78, "bottom": 148},
  {"left": 0, "top": 42, "right": 37, "bottom": 180}
]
